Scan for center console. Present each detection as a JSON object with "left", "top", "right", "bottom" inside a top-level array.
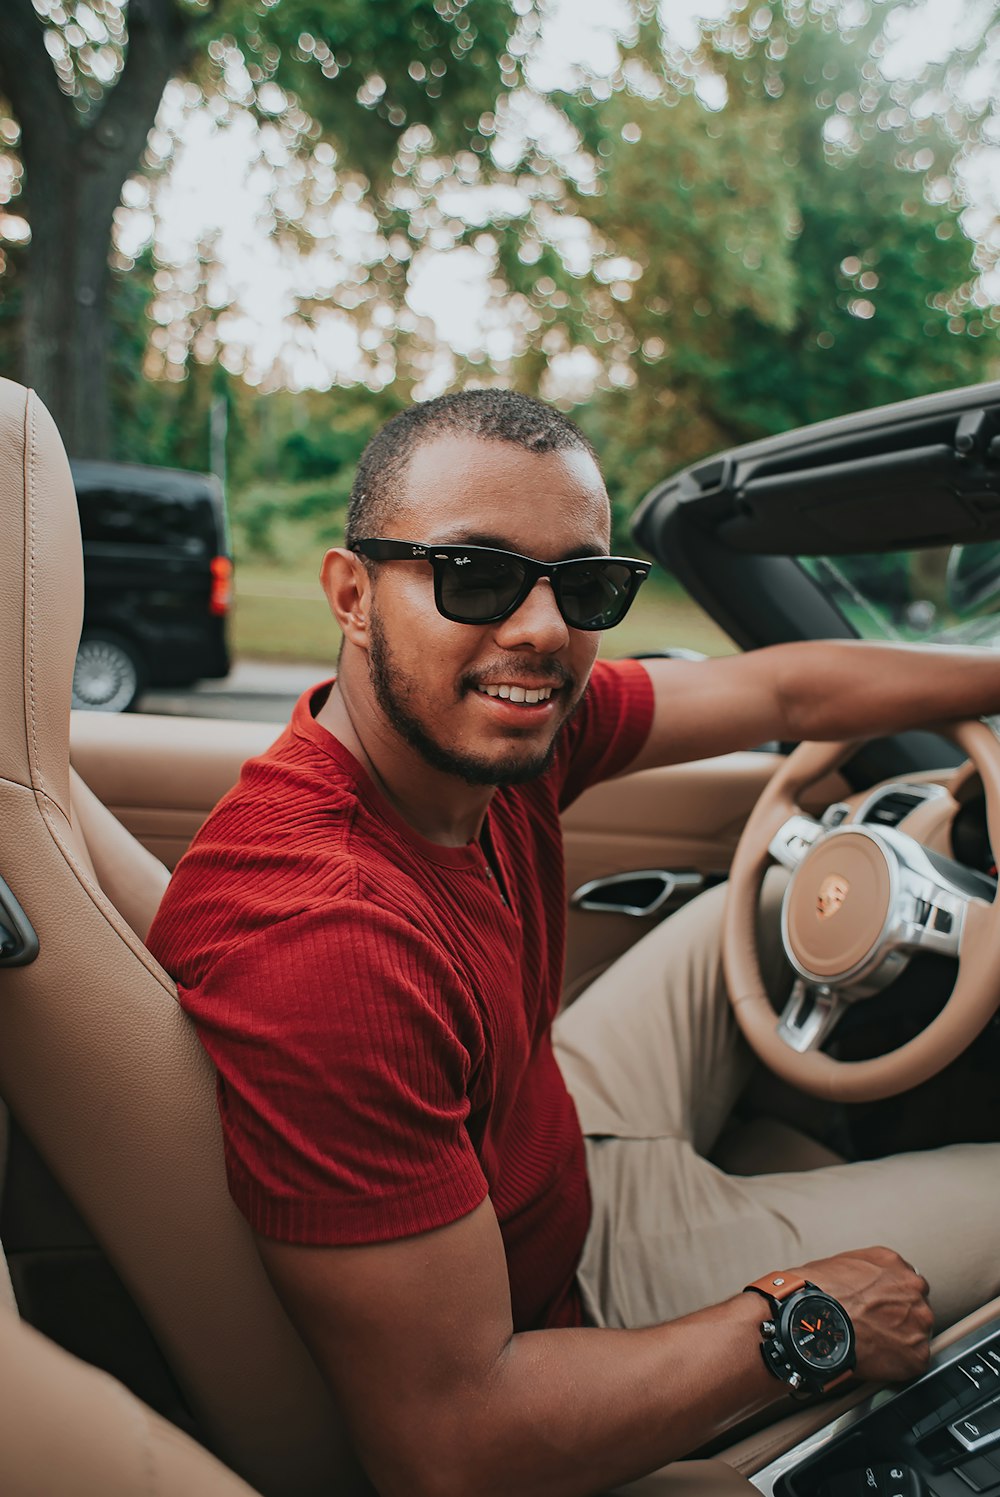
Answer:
[{"left": 751, "top": 1314, "right": 1000, "bottom": 1497}]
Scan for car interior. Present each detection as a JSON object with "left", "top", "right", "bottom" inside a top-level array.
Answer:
[{"left": 2, "top": 369, "right": 1000, "bottom": 1496}]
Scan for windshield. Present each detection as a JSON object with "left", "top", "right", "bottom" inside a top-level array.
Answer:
[{"left": 799, "top": 542, "right": 1000, "bottom": 649}]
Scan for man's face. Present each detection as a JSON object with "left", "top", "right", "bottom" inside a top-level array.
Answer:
[{"left": 361, "top": 433, "right": 610, "bottom": 788}]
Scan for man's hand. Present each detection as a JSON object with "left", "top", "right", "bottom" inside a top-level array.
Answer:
[{"left": 789, "top": 1245, "right": 933, "bottom": 1384}]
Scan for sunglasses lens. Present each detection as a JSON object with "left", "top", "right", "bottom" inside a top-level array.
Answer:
[
  {"left": 439, "top": 552, "right": 527, "bottom": 621},
  {"left": 559, "top": 560, "right": 637, "bottom": 628}
]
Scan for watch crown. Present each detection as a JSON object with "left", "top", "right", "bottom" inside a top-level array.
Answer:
[
  {"left": 788, "top": 1371, "right": 803, "bottom": 1391},
  {"left": 761, "top": 1320, "right": 777, "bottom": 1339}
]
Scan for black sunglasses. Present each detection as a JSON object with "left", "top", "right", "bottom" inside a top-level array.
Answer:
[{"left": 352, "top": 539, "right": 651, "bottom": 631}]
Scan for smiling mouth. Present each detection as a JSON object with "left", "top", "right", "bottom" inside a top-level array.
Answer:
[{"left": 476, "top": 683, "right": 554, "bottom": 705}]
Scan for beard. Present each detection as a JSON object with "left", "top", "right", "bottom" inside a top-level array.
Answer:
[{"left": 367, "top": 611, "right": 578, "bottom": 787}]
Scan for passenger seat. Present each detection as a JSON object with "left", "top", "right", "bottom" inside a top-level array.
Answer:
[{"left": 0, "top": 375, "right": 357, "bottom": 1494}]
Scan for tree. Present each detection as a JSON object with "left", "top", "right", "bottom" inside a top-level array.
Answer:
[
  {"left": 522, "top": 4, "right": 1000, "bottom": 535},
  {"left": 0, "top": 0, "right": 529, "bottom": 456}
]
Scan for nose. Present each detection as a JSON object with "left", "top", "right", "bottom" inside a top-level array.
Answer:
[{"left": 492, "top": 576, "right": 570, "bottom": 654}]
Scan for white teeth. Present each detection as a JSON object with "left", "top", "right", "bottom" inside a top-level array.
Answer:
[{"left": 478, "top": 683, "right": 553, "bottom": 704}]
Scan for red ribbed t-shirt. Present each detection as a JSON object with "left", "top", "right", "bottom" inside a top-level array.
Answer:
[{"left": 148, "top": 658, "right": 653, "bottom": 1331}]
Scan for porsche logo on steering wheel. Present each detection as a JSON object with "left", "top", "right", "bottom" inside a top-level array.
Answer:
[{"left": 816, "top": 874, "right": 850, "bottom": 920}]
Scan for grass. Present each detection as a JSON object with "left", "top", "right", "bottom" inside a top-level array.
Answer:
[
  {"left": 600, "top": 576, "right": 734, "bottom": 661},
  {"left": 231, "top": 557, "right": 735, "bottom": 665},
  {"left": 232, "top": 564, "right": 341, "bottom": 665}
]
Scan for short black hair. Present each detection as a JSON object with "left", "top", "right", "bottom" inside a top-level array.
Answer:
[{"left": 345, "top": 389, "right": 601, "bottom": 545}]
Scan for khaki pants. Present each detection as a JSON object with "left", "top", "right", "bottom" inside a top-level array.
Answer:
[{"left": 553, "top": 872, "right": 1000, "bottom": 1335}]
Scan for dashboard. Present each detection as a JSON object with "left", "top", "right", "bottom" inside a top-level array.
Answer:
[{"left": 840, "top": 767, "right": 996, "bottom": 885}]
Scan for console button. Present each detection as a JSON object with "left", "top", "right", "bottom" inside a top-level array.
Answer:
[
  {"left": 951, "top": 1394, "right": 1000, "bottom": 1454},
  {"left": 881, "top": 1464, "right": 922, "bottom": 1496},
  {"left": 820, "top": 1463, "right": 922, "bottom": 1496},
  {"left": 958, "top": 1360, "right": 999, "bottom": 1396}
]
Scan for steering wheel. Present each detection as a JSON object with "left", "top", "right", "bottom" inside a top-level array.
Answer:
[{"left": 722, "top": 720, "right": 1000, "bottom": 1102}]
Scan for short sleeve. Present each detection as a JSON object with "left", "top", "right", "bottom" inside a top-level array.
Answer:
[
  {"left": 177, "top": 902, "right": 490, "bottom": 1245},
  {"left": 555, "top": 658, "right": 654, "bottom": 810}
]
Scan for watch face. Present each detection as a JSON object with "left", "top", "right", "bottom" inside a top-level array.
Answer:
[{"left": 786, "top": 1294, "right": 852, "bottom": 1371}]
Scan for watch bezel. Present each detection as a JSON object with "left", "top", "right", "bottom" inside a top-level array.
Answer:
[{"left": 779, "top": 1289, "right": 855, "bottom": 1378}]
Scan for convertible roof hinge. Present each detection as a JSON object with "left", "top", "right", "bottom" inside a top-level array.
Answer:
[
  {"left": 955, "top": 408, "right": 993, "bottom": 460},
  {"left": 0, "top": 875, "right": 39, "bottom": 967}
]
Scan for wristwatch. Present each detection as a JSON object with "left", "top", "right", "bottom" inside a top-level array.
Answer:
[{"left": 744, "top": 1271, "right": 856, "bottom": 1398}]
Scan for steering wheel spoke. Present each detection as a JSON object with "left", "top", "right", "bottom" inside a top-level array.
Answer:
[
  {"left": 777, "top": 979, "right": 847, "bottom": 1053},
  {"left": 768, "top": 813, "right": 824, "bottom": 871},
  {"left": 899, "top": 886, "right": 968, "bottom": 960},
  {"left": 886, "top": 829, "right": 994, "bottom": 962}
]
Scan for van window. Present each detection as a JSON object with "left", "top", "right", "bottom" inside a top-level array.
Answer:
[{"left": 77, "top": 486, "right": 214, "bottom": 556}]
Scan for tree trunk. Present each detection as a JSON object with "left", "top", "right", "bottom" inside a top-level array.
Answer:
[
  {"left": 20, "top": 128, "right": 121, "bottom": 456},
  {"left": 0, "top": 0, "right": 194, "bottom": 457}
]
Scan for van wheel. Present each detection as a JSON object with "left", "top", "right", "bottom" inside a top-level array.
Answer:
[{"left": 72, "top": 633, "right": 145, "bottom": 713}]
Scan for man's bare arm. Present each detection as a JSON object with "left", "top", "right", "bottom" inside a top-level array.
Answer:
[
  {"left": 256, "top": 1202, "right": 931, "bottom": 1497},
  {"left": 626, "top": 640, "right": 1000, "bottom": 773}
]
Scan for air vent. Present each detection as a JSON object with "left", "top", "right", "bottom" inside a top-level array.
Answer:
[{"left": 859, "top": 784, "right": 940, "bottom": 829}]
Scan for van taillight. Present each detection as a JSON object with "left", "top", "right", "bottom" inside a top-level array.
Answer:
[{"left": 210, "top": 555, "right": 233, "bottom": 616}]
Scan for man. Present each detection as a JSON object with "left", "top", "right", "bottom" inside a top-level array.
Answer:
[{"left": 149, "top": 390, "right": 1000, "bottom": 1497}]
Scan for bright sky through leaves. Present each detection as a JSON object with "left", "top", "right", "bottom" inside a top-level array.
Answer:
[{"left": 107, "top": 0, "right": 999, "bottom": 395}]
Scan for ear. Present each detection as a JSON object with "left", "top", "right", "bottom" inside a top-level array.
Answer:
[{"left": 320, "top": 548, "right": 372, "bottom": 646}]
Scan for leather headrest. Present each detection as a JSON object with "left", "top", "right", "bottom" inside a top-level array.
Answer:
[{"left": 0, "top": 378, "right": 82, "bottom": 818}]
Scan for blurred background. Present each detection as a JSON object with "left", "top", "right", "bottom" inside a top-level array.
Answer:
[{"left": 2, "top": 0, "right": 1000, "bottom": 679}]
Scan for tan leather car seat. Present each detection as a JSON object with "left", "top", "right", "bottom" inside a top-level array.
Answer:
[{"left": 0, "top": 377, "right": 363, "bottom": 1495}]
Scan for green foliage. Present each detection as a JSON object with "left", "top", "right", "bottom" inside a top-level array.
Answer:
[
  {"left": 0, "top": 238, "right": 24, "bottom": 383},
  {"left": 279, "top": 385, "right": 406, "bottom": 482},
  {"left": 231, "top": 477, "right": 348, "bottom": 557},
  {"left": 215, "top": 0, "right": 527, "bottom": 188},
  {"left": 5, "top": 0, "right": 999, "bottom": 569},
  {"left": 0, "top": 93, "right": 23, "bottom": 382},
  {"left": 706, "top": 11, "right": 995, "bottom": 433},
  {"left": 554, "top": 4, "right": 1000, "bottom": 539},
  {"left": 227, "top": 383, "right": 406, "bottom": 555},
  {"left": 0, "top": 0, "right": 529, "bottom": 451}
]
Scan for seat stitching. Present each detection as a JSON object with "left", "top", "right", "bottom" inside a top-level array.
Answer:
[
  {"left": 36, "top": 787, "right": 178, "bottom": 991},
  {"left": 24, "top": 391, "right": 44, "bottom": 802},
  {"left": 1, "top": 771, "right": 176, "bottom": 994}
]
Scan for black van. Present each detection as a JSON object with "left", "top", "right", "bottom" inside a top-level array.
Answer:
[{"left": 70, "top": 460, "right": 233, "bottom": 712}]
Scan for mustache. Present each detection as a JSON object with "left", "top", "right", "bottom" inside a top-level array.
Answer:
[{"left": 461, "top": 658, "right": 575, "bottom": 694}]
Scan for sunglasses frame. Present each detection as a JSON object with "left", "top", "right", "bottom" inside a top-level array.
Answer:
[{"left": 351, "top": 538, "right": 651, "bottom": 631}]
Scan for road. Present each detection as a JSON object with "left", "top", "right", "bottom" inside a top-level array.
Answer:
[{"left": 139, "top": 659, "right": 326, "bottom": 723}]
